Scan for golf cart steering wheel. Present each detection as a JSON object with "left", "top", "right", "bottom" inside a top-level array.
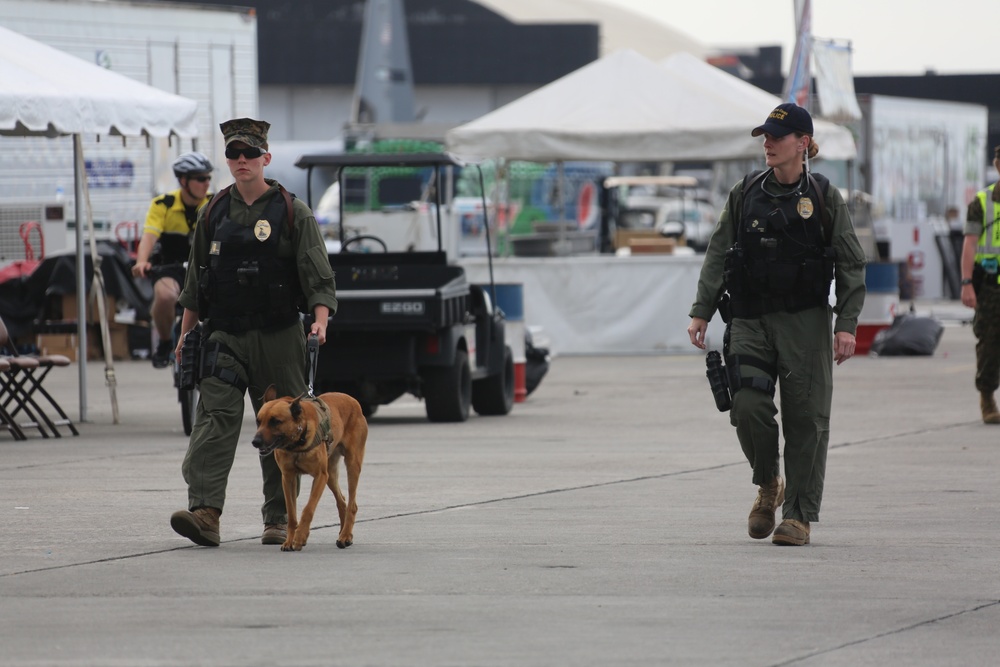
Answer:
[{"left": 340, "top": 234, "right": 388, "bottom": 253}]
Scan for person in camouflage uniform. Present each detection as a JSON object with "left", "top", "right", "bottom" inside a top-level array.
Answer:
[
  {"left": 688, "top": 103, "right": 867, "bottom": 546},
  {"left": 960, "top": 145, "right": 1000, "bottom": 424},
  {"left": 169, "top": 118, "right": 338, "bottom": 547}
]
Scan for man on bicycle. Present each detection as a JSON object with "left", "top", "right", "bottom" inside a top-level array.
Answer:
[{"left": 131, "top": 152, "right": 214, "bottom": 368}]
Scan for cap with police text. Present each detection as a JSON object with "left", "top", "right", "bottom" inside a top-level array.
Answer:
[
  {"left": 219, "top": 118, "right": 270, "bottom": 148},
  {"left": 751, "top": 103, "right": 813, "bottom": 138}
]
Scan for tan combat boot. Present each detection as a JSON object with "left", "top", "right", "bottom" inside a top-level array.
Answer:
[
  {"left": 262, "top": 523, "right": 288, "bottom": 545},
  {"left": 748, "top": 475, "right": 785, "bottom": 539},
  {"left": 773, "top": 519, "right": 811, "bottom": 546},
  {"left": 170, "top": 507, "right": 221, "bottom": 547},
  {"left": 981, "top": 393, "right": 1000, "bottom": 424}
]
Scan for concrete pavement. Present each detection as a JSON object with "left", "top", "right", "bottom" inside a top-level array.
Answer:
[{"left": 1, "top": 307, "right": 998, "bottom": 666}]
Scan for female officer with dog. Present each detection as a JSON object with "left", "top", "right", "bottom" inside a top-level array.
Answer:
[
  {"left": 687, "top": 103, "right": 866, "bottom": 546},
  {"left": 169, "top": 118, "right": 338, "bottom": 547}
]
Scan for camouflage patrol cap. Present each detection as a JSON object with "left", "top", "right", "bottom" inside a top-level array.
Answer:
[{"left": 219, "top": 118, "right": 270, "bottom": 148}]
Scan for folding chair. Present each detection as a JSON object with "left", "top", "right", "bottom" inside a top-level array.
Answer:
[
  {"left": 0, "top": 358, "right": 27, "bottom": 440},
  {"left": 0, "top": 316, "right": 79, "bottom": 437},
  {"left": 0, "top": 347, "right": 50, "bottom": 437}
]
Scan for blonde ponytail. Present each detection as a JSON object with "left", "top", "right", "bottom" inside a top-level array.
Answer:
[{"left": 806, "top": 136, "right": 820, "bottom": 160}]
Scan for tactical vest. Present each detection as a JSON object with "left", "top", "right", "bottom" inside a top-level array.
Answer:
[
  {"left": 199, "top": 187, "right": 303, "bottom": 333},
  {"left": 724, "top": 169, "right": 836, "bottom": 318}
]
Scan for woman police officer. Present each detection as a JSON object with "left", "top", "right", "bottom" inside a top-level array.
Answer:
[{"left": 687, "top": 103, "right": 867, "bottom": 546}]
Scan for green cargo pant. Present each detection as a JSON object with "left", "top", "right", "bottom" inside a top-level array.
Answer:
[
  {"left": 973, "top": 278, "right": 1000, "bottom": 394},
  {"left": 728, "top": 306, "right": 833, "bottom": 523},
  {"left": 181, "top": 321, "right": 308, "bottom": 524}
]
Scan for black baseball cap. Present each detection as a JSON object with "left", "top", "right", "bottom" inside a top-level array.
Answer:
[{"left": 751, "top": 103, "right": 814, "bottom": 138}]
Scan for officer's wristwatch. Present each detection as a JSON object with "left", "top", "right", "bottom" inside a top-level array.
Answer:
[{"left": 961, "top": 278, "right": 973, "bottom": 285}]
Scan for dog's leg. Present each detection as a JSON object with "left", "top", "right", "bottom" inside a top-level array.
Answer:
[
  {"left": 279, "top": 471, "right": 298, "bottom": 551},
  {"left": 327, "top": 450, "right": 348, "bottom": 528},
  {"left": 337, "top": 445, "right": 365, "bottom": 549},
  {"left": 288, "top": 468, "right": 328, "bottom": 551}
]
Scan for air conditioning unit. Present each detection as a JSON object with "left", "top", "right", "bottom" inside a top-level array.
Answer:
[{"left": 0, "top": 202, "right": 67, "bottom": 263}]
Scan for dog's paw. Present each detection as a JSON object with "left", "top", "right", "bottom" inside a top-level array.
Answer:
[
  {"left": 336, "top": 539, "right": 352, "bottom": 549},
  {"left": 280, "top": 541, "right": 301, "bottom": 552}
]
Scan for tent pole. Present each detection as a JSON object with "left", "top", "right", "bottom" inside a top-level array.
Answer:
[
  {"left": 76, "top": 135, "right": 120, "bottom": 424},
  {"left": 73, "top": 135, "right": 88, "bottom": 422}
]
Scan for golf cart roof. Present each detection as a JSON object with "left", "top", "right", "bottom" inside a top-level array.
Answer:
[{"left": 294, "top": 151, "right": 466, "bottom": 170}]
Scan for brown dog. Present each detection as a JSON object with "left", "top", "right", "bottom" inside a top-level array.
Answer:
[{"left": 252, "top": 386, "right": 368, "bottom": 551}]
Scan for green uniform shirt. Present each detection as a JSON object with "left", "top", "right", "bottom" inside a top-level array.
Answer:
[
  {"left": 689, "top": 172, "right": 867, "bottom": 335},
  {"left": 178, "top": 179, "right": 338, "bottom": 317}
]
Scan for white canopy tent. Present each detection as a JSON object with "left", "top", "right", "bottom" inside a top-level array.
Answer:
[
  {"left": 0, "top": 25, "right": 199, "bottom": 421},
  {"left": 445, "top": 49, "right": 856, "bottom": 162},
  {"left": 658, "top": 51, "right": 857, "bottom": 160},
  {"left": 446, "top": 50, "right": 858, "bottom": 355}
]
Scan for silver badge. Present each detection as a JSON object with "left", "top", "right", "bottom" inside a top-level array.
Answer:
[
  {"left": 797, "top": 197, "right": 814, "bottom": 219},
  {"left": 254, "top": 220, "right": 272, "bottom": 241}
]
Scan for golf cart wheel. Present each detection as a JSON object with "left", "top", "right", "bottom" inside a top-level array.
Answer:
[
  {"left": 472, "top": 345, "right": 514, "bottom": 416},
  {"left": 424, "top": 349, "right": 471, "bottom": 422}
]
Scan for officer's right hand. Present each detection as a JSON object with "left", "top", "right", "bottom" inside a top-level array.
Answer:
[
  {"left": 688, "top": 317, "right": 708, "bottom": 350},
  {"left": 131, "top": 261, "right": 152, "bottom": 278}
]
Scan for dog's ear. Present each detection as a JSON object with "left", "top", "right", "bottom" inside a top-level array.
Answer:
[
  {"left": 289, "top": 396, "right": 303, "bottom": 421},
  {"left": 262, "top": 384, "right": 278, "bottom": 403}
]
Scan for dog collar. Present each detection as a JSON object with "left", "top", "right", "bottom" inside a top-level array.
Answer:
[
  {"left": 284, "top": 397, "right": 332, "bottom": 454},
  {"left": 286, "top": 427, "right": 321, "bottom": 453}
]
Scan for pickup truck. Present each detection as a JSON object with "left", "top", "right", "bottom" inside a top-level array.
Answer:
[{"left": 294, "top": 152, "right": 513, "bottom": 422}]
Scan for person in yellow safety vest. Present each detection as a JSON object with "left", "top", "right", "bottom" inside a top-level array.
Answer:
[{"left": 960, "top": 144, "right": 1000, "bottom": 424}]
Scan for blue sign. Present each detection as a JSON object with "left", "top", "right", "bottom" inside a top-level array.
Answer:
[{"left": 85, "top": 159, "right": 134, "bottom": 188}]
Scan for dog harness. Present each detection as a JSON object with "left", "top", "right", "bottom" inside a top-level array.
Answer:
[{"left": 283, "top": 397, "right": 333, "bottom": 455}]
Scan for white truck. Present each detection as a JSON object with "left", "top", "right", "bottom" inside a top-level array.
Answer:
[{"left": 0, "top": 0, "right": 258, "bottom": 261}]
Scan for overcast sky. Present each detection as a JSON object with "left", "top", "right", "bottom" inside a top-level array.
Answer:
[{"left": 598, "top": 0, "right": 997, "bottom": 76}]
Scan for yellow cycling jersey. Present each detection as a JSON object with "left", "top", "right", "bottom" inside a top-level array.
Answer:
[{"left": 143, "top": 188, "right": 210, "bottom": 238}]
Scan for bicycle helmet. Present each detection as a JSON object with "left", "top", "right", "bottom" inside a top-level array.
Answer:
[{"left": 172, "top": 151, "right": 214, "bottom": 178}]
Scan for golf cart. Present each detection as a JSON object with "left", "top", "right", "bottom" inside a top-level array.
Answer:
[
  {"left": 294, "top": 152, "right": 514, "bottom": 422},
  {"left": 604, "top": 175, "right": 716, "bottom": 252}
]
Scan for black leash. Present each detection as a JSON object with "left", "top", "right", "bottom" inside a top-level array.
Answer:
[{"left": 306, "top": 333, "right": 319, "bottom": 398}]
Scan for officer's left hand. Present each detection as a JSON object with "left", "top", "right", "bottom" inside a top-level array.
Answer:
[
  {"left": 834, "top": 331, "right": 856, "bottom": 365},
  {"left": 309, "top": 321, "right": 327, "bottom": 346}
]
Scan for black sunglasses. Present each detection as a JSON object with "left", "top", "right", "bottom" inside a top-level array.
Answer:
[
  {"left": 225, "top": 146, "right": 265, "bottom": 160},
  {"left": 188, "top": 175, "right": 211, "bottom": 182}
]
